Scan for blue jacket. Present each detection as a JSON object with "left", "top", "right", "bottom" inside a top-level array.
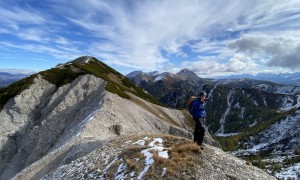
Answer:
[{"left": 190, "top": 98, "right": 206, "bottom": 118}]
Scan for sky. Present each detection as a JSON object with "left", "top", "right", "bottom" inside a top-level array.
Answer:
[{"left": 0, "top": 0, "right": 300, "bottom": 77}]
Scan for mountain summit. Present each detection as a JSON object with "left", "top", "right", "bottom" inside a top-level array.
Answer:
[
  {"left": 56, "top": 56, "right": 96, "bottom": 68},
  {"left": 176, "top": 68, "right": 200, "bottom": 81}
]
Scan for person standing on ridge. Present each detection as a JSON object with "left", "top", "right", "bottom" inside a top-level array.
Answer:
[{"left": 189, "top": 91, "right": 207, "bottom": 149}]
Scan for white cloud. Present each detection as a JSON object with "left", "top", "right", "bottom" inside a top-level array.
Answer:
[
  {"left": 64, "top": 0, "right": 300, "bottom": 71},
  {"left": 226, "top": 53, "right": 257, "bottom": 72},
  {"left": 228, "top": 31, "right": 300, "bottom": 70},
  {"left": 58, "top": 0, "right": 248, "bottom": 69},
  {"left": 0, "top": 41, "right": 83, "bottom": 62},
  {"left": 181, "top": 52, "right": 258, "bottom": 76},
  {"left": 0, "top": 4, "right": 47, "bottom": 30},
  {"left": 1, "top": 0, "right": 300, "bottom": 74},
  {"left": 0, "top": 69, "right": 36, "bottom": 74},
  {"left": 16, "top": 29, "right": 51, "bottom": 42}
]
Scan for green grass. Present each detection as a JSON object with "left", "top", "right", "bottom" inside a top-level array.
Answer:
[
  {"left": 73, "top": 61, "right": 110, "bottom": 80},
  {"left": 105, "top": 81, "right": 131, "bottom": 99},
  {"left": 74, "top": 60, "right": 163, "bottom": 105},
  {"left": 40, "top": 67, "right": 85, "bottom": 87}
]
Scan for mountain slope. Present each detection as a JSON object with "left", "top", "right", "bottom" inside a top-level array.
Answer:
[
  {"left": 126, "top": 69, "right": 208, "bottom": 108},
  {"left": 0, "top": 56, "right": 228, "bottom": 180},
  {"left": 127, "top": 70, "right": 300, "bottom": 134},
  {"left": 38, "top": 134, "right": 275, "bottom": 180}
]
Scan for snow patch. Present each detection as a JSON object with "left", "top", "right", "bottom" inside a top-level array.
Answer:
[
  {"left": 100, "top": 156, "right": 119, "bottom": 179},
  {"left": 154, "top": 74, "right": 166, "bottom": 82},
  {"left": 275, "top": 162, "right": 300, "bottom": 179},
  {"left": 133, "top": 140, "right": 146, "bottom": 146},
  {"left": 137, "top": 137, "right": 169, "bottom": 179},
  {"left": 115, "top": 161, "right": 128, "bottom": 180},
  {"left": 216, "top": 89, "right": 234, "bottom": 134},
  {"left": 161, "top": 167, "right": 167, "bottom": 177},
  {"left": 215, "top": 132, "right": 239, "bottom": 137}
]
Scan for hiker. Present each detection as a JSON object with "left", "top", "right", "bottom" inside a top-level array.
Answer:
[{"left": 189, "top": 91, "right": 207, "bottom": 149}]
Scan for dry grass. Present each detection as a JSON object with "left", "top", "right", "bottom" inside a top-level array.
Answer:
[
  {"left": 121, "top": 147, "right": 145, "bottom": 171},
  {"left": 165, "top": 143, "right": 201, "bottom": 174},
  {"left": 103, "top": 135, "right": 203, "bottom": 179},
  {"left": 143, "top": 135, "right": 201, "bottom": 176}
]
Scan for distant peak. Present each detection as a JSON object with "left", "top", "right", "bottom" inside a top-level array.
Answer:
[
  {"left": 176, "top": 68, "right": 200, "bottom": 80},
  {"left": 177, "top": 68, "right": 195, "bottom": 74},
  {"left": 126, "top": 70, "right": 143, "bottom": 78},
  {"left": 69, "top": 56, "right": 96, "bottom": 64},
  {"left": 148, "top": 71, "right": 159, "bottom": 76},
  {"left": 56, "top": 56, "right": 97, "bottom": 68}
]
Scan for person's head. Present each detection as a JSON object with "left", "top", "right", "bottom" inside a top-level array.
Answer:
[{"left": 198, "top": 91, "right": 207, "bottom": 98}]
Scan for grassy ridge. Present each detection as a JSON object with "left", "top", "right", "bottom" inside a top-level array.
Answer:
[
  {"left": 0, "top": 57, "right": 164, "bottom": 110},
  {"left": 75, "top": 60, "right": 163, "bottom": 105}
]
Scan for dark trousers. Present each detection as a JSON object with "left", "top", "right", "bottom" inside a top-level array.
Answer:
[{"left": 193, "top": 117, "right": 205, "bottom": 146}]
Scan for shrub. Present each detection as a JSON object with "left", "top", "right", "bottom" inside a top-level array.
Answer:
[{"left": 40, "top": 67, "right": 84, "bottom": 87}]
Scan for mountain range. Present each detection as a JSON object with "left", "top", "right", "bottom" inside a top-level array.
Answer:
[
  {"left": 127, "top": 69, "right": 300, "bottom": 179},
  {"left": 0, "top": 56, "right": 275, "bottom": 180},
  {"left": 0, "top": 72, "right": 30, "bottom": 88},
  {"left": 213, "top": 72, "right": 300, "bottom": 85}
]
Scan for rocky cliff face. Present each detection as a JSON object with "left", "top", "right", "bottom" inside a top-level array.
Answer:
[{"left": 0, "top": 74, "right": 106, "bottom": 179}]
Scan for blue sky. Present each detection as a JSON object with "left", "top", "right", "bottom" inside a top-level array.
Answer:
[{"left": 1, "top": 0, "right": 300, "bottom": 76}]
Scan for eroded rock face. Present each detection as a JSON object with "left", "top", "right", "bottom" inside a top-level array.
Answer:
[{"left": 0, "top": 74, "right": 106, "bottom": 180}]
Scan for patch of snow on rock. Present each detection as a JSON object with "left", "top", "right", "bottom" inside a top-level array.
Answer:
[
  {"left": 275, "top": 162, "right": 300, "bottom": 180},
  {"left": 137, "top": 137, "right": 169, "bottom": 179}
]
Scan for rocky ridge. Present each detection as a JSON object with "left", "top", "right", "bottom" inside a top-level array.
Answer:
[{"left": 39, "top": 135, "right": 275, "bottom": 180}]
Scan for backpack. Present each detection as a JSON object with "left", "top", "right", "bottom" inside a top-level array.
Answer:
[{"left": 188, "top": 96, "right": 197, "bottom": 115}]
